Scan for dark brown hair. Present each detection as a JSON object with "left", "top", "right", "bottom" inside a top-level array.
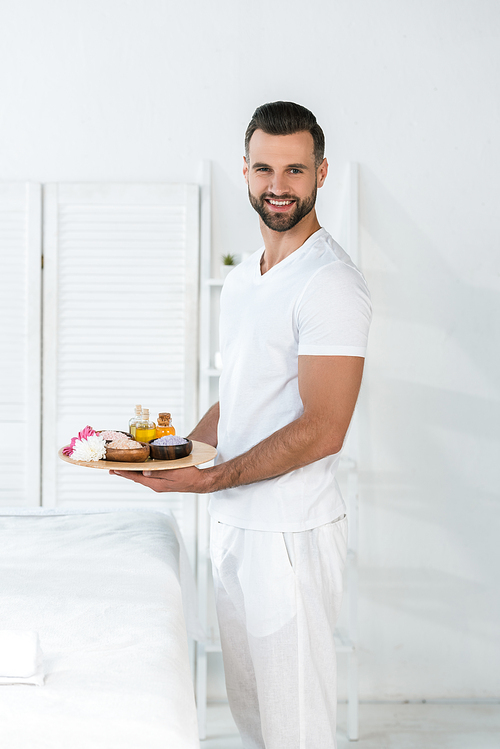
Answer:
[{"left": 244, "top": 101, "right": 325, "bottom": 167}]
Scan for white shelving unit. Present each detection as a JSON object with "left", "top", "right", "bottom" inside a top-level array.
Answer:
[
  {"left": 195, "top": 162, "right": 362, "bottom": 742},
  {"left": 196, "top": 161, "right": 223, "bottom": 739}
]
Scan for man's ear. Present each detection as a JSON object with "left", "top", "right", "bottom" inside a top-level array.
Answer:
[
  {"left": 243, "top": 156, "right": 249, "bottom": 184},
  {"left": 317, "top": 158, "right": 328, "bottom": 188}
]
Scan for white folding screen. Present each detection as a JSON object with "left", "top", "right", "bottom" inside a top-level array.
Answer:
[
  {"left": 0, "top": 183, "right": 41, "bottom": 507},
  {"left": 42, "top": 183, "right": 199, "bottom": 527}
]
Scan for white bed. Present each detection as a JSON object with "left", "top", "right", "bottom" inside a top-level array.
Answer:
[{"left": 0, "top": 509, "right": 201, "bottom": 749}]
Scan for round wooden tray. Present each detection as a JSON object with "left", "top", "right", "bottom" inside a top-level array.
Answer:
[{"left": 58, "top": 440, "right": 217, "bottom": 471}]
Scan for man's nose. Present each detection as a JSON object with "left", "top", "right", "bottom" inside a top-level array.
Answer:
[{"left": 269, "top": 172, "right": 290, "bottom": 195}]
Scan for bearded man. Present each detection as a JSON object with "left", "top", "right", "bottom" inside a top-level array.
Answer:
[{"left": 115, "top": 101, "right": 372, "bottom": 749}]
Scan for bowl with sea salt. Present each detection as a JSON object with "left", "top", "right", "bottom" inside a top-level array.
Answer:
[
  {"left": 103, "top": 434, "right": 150, "bottom": 462},
  {"left": 148, "top": 435, "right": 193, "bottom": 461}
]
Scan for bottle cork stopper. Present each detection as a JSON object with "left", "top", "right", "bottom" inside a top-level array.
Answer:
[
  {"left": 157, "top": 412, "right": 171, "bottom": 426},
  {"left": 143, "top": 408, "right": 149, "bottom": 418}
]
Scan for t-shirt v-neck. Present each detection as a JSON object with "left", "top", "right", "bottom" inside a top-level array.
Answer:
[{"left": 254, "top": 227, "right": 328, "bottom": 282}]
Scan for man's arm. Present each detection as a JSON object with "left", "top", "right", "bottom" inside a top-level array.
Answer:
[
  {"left": 111, "top": 356, "right": 364, "bottom": 493},
  {"left": 188, "top": 402, "right": 219, "bottom": 447},
  {"left": 203, "top": 355, "right": 363, "bottom": 490}
]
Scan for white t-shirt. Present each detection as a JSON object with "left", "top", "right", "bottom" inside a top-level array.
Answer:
[{"left": 208, "top": 227, "right": 372, "bottom": 532}]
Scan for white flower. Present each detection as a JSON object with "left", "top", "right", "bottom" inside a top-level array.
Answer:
[{"left": 71, "top": 434, "right": 107, "bottom": 462}]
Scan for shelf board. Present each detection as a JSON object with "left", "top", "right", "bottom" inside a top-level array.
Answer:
[
  {"left": 334, "top": 629, "right": 355, "bottom": 653},
  {"left": 199, "top": 630, "right": 355, "bottom": 654},
  {"left": 201, "top": 637, "right": 222, "bottom": 653},
  {"left": 338, "top": 455, "right": 357, "bottom": 470}
]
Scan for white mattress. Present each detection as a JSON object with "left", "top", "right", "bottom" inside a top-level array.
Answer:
[{"left": 0, "top": 510, "right": 200, "bottom": 749}]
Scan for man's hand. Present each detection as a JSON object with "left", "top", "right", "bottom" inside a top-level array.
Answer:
[
  {"left": 109, "top": 402, "right": 220, "bottom": 494},
  {"left": 110, "top": 465, "right": 212, "bottom": 493}
]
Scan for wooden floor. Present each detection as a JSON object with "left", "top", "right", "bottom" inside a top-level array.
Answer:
[{"left": 200, "top": 700, "right": 500, "bottom": 748}]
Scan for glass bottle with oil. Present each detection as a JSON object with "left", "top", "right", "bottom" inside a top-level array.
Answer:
[
  {"left": 155, "top": 412, "right": 176, "bottom": 438},
  {"left": 135, "top": 408, "right": 156, "bottom": 443},
  {"left": 129, "top": 404, "right": 142, "bottom": 437}
]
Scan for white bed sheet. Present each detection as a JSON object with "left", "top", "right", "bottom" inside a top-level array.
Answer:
[{"left": 0, "top": 509, "right": 200, "bottom": 749}]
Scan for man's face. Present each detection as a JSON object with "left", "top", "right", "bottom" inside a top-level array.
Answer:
[{"left": 244, "top": 129, "right": 327, "bottom": 233}]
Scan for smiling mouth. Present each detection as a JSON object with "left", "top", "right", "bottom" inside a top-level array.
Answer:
[{"left": 265, "top": 198, "right": 296, "bottom": 211}]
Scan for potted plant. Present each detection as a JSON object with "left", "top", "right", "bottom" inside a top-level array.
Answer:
[{"left": 220, "top": 253, "right": 236, "bottom": 279}]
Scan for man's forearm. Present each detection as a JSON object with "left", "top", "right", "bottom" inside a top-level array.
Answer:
[
  {"left": 187, "top": 402, "right": 219, "bottom": 448},
  {"left": 113, "top": 413, "right": 339, "bottom": 496},
  {"left": 202, "top": 412, "right": 343, "bottom": 494}
]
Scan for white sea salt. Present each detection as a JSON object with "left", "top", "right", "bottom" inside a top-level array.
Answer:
[{"left": 151, "top": 436, "right": 188, "bottom": 446}]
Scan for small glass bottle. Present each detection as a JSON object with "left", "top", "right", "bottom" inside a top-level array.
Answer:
[
  {"left": 129, "top": 404, "right": 142, "bottom": 437},
  {"left": 135, "top": 408, "right": 156, "bottom": 443},
  {"left": 155, "top": 412, "right": 176, "bottom": 438}
]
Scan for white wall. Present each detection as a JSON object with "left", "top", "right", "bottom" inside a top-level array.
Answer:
[{"left": 1, "top": 0, "right": 499, "bottom": 700}]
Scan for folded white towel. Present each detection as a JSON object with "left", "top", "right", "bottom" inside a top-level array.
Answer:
[{"left": 0, "top": 630, "right": 44, "bottom": 686}]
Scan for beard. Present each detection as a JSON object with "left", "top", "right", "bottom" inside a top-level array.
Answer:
[{"left": 248, "top": 181, "right": 317, "bottom": 233}]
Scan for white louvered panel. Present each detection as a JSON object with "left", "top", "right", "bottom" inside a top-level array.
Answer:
[
  {"left": 43, "top": 184, "right": 199, "bottom": 533},
  {"left": 0, "top": 184, "right": 41, "bottom": 506}
]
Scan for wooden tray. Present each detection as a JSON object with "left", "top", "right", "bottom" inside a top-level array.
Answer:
[{"left": 58, "top": 440, "right": 217, "bottom": 471}]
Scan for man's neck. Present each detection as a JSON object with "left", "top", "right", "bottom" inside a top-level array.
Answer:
[{"left": 259, "top": 211, "right": 321, "bottom": 274}]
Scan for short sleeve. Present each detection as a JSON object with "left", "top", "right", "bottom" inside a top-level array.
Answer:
[{"left": 296, "top": 262, "right": 372, "bottom": 357}]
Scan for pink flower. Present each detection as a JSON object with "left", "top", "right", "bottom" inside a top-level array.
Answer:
[
  {"left": 62, "top": 439, "right": 76, "bottom": 456},
  {"left": 77, "top": 425, "right": 96, "bottom": 441},
  {"left": 63, "top": 426, "right": 96, "bottom": 456}
]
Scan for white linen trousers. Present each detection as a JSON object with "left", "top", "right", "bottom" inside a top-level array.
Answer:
[{"left": 210, "top": 513, "right": 348, "bottom": 749}]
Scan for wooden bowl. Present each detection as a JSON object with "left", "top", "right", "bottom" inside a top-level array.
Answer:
[
  {"left": 149, "top": 438, "right": 193, "bottom": 461},
  {"left": 105, "top": 441, "right": 150, "bottom": 463}
]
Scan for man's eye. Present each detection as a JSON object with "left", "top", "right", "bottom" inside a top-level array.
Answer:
[
  {"left": 256, "top": 168, "right": 270, "bottom": 172},
  {"left": 289, "top": 169, "right": 302, "bottom": 174}
]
